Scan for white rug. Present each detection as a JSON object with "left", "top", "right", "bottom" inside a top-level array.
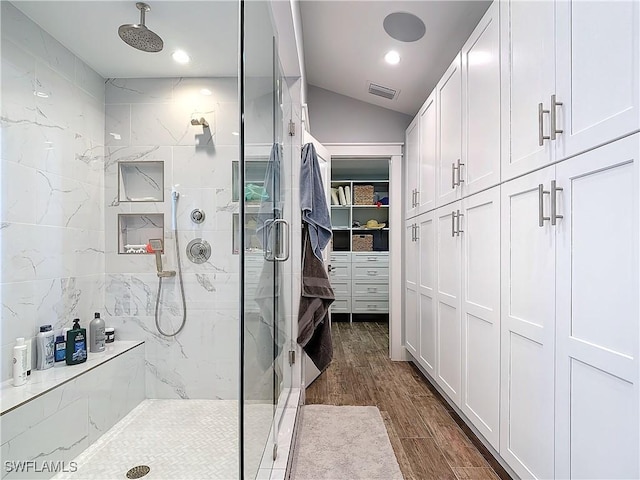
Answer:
[{"left": 290, "top": 405, "right": 404, "bottom": 480}]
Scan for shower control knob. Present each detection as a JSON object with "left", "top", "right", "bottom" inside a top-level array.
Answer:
[
  {"left": 190, "top": 209, "right": 205, "bottom": 224},
  {"left": 186, "top": 238, "right": 211, "bottom": 264}
]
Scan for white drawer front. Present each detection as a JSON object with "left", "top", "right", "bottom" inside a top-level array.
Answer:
[
  {"left": 352, "top": 265, "right": 389, "bottom": 281},
  {"left": 332, "top": 281, "right": 351, "bottom": 298},
  {"left": 331, "top": 252, "right": 351, "bottom": 263},
  {"left": 331, "top": 298, "right": 351, "bottom": 313},
  {"left": 352, "top": 282, "right": 389, "bottom": 297},
  {"left": 352, "top": 298, "right": 389, "bottom": 313},
  {"left": 352, "top": 252, "right": 389, "bottom": 264},
  {"left": 329, "top": 262, "right": 351, "bottom": 281}
]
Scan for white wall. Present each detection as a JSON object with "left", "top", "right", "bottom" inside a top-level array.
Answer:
[
  {"left": 103, "top": 77, "right": 240, "bottom": 400},
  {"left": 307, "top": 85, "right": 412, "bottom": 143},
  {"left": 0, "top": 2, "right": 106, "bottom": 381}
]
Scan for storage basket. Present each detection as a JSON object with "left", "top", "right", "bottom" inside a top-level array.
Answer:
[
  {"left": 353, "top": 185, "right": 375, "bottom": 205},
  {"left": 352, "top": 234, "right": 373, "bottom": 251}
]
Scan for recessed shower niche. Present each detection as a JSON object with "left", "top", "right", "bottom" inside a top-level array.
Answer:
[
  {"left": 118, "top": 214, "right": 164, "bottom": 254},
  {"left": 118, "top": 161, "right": 164, "bottom": 202}
]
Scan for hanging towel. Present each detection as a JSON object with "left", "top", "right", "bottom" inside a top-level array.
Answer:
[
  {"left": 298, "top": 226, "right": 334, "bottom": 372},
  {"left": 300, "top": 143, "right": 331, "bottom": 260}
]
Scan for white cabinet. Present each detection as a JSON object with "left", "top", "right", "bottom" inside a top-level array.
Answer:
[
  {"left": 555, "top": 1, "right": 639, "bottom": 160},
  {"left": 500, "top": 0, "right": 556, "bottom": 180},
  {"left": 436, "top": 54, "right": 463, "bottom": 207},
  {"left": 418, "top": 92, "right": 437, "bottom": 215},
  {"left": 554, "top": 135, "right": 639, "bottom": 480},
  {"left": 501, "top": 0, "right": 640, "bottom": 181},
  {"left": 405, "top": 119, "right": 420, "bottom": 219},
  {"left": 405, "top": 221, "right": 419, "bottom": 356},
  {"left": 500, "top": 165, "right": 556, "bottom": 480},
  {"left": 435, "top": 203, "right": 462, "bottom": 405},
  {"left": 460, "top": 187, "right": 501, "bottom": 450},
  {"left": 417, "top": 211, "right": 436, "bottom": 377},
  {"left": 461, "top": 2, "right": 501, "bottom": 196}
]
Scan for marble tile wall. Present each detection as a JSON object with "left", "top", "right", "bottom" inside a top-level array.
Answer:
[
  {"left": 0, "top": 344, "right": 145, "bottom": 480},
  {"left": 0, "top": 2, "right": 106, "bottom": 382},
  {"left": 103, "top": 77, "right": 241, "bottom": 400}
]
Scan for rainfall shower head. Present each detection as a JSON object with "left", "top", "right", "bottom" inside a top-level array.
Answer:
[{"left": 118, "top": 2, "right": 163, "bottom": 53}]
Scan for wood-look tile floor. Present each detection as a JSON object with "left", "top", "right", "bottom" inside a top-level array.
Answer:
[{"left": 305, "top": 321, "right": 510, "bottom": 480}]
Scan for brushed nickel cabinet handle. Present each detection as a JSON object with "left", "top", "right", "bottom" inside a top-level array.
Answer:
[
  {"left": 538, "top": 103, "right": 551, "bottom": 146},
  {"left": 551, "top": 180, "right": 563, "bottom": 225},
  {"left": 451, "top": 211, "right": 457, "bottom": 237},
  {"left": 538, "top": 183, "right": 550, "bottom": 227},
  {"left": 451, "top": 163, "right": 457, "bottom": 189},
  {"left": 456, "top": 209, "right": 464, "bottom": 236},
  {"left": 456, "top": 159, "right": 465, "bottom": 185},
  {"left": 550, "top": 95, "right": 563, "bottom": 141}
]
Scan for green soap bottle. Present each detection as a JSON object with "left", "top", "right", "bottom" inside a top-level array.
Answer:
[{"left": 66, "top": 318, "right": 87, "bottom": 365}]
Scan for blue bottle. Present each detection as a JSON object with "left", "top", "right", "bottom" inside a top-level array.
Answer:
[{"left": 54, "top": 335, "right": 65, "bottom": 363}]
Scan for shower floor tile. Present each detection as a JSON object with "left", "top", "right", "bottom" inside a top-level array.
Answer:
[{"left": 55, "top": 399, "right": 240, "bottom": 480}]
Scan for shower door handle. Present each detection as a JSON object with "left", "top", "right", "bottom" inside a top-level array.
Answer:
[
  {"left": 262, "top": 218, "right": 275, "bottom": 261},
  {"left": 273, "top": 219, "right": 290, "bottom": 262}
]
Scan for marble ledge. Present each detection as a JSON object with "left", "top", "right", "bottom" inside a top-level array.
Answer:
[{"left": 0, "top": 340, "right": 144, "bottom": 415}]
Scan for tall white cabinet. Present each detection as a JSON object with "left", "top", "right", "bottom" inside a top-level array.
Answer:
[{"left": 403, "top": 1, "right": 640, "bottom": 478}]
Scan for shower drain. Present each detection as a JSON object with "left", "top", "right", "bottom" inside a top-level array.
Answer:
[{"left": 126, "top": 465, "right": 150, "bottom": 479}]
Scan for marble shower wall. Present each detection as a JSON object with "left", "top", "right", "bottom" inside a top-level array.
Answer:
[
  {"left": 104, "top": 77, "right": 240, "bottom": 399},
  {"left": 0, "top": 2, "right": 106, "bottom": 382}
]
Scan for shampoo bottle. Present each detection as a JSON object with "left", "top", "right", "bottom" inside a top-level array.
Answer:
[
  {"left": 12, "top": 338, "right": 27, "bottom": 386},
  {"left": 66, "top": 319, "right": 87, "bottom": 365},
  {"left": 36, "top": 325, "right": 55, "bottom": 370},
  {"left": 54, "top": 335, "right": 66, "bottom": 363},
  {"left": 89, "top": 312, "right": 105, "bottom": 353}
]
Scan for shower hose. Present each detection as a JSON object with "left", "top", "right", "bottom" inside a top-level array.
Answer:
[{"left": 154, "top": 230, "right": 187, "bottom": 337}]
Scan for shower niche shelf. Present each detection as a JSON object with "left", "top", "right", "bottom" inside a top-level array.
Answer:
[
  {"left": 118, "top": 161, "right": 164, "bottom": 202},
  {"left": 118, "top": 213, "right": 164, "bottom": 254}
]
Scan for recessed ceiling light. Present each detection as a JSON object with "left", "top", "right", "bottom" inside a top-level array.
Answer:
[
  {"left": 172, "top": 50, "right": 190, "bottom": 64},
  {"left": 385, "top": 51, "right": 401, "bottom": 65},
  {"left": 200, "top": 88, "right": 212, "bottom": 96}
]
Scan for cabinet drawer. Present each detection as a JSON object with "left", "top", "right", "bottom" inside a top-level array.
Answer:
[
  {"left": 352, "top": 264, "right": 389, "bottom": 281},
  {"left": 331, "top": 298, "right": 351, "bottom": 313},
  {"left": 352, "top": 252, "right": 389, "bottom": 265},
  {"left": 330, "top": 252, "right": 351, "bottom": 263},
  {"left": 352, "top": 282, "right": 389, "bottom": 297},
  {"left": 332, "top": 281, "right": 351, "bottom": 298},
  {"left": 329, "top": 262, "right": 351, "bottom": 280},
  {"left": 352, "top": 298, "right": 388, "bottom": 313}
]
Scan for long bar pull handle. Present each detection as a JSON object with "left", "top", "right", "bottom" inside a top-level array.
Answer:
[
  {"left": 415, "top": 189, "right": 420, "bottom": 207},
  {"left": 413, "top": 189, "right": 416, "bottom": 207},
  {"left": 411, "top": 224, "right": 415, "bottom": 242},
  {"left": 415, "top": 224, "right": 419, "bottom": 241},
  {"left": 538, "top": 184, "right": 550, "bottom": 227},
  {"left": 451, "top": 163, "right": 457, "bottom": 189},
  {"left": 273, "top": 219, "right": 290, "bottom": 262},
  {"left": 262, "top": 218, "right": 275, "bottom": 260},
  {"left": 451, "top": 211, "right": 457, "bottom": 237},
  {"left": 551, "top": 180, "right": 563, "bottom": 226},
  {"left": 456, "top": 209, "right": 464, "bottom": 236},
  {"left": 550, "top": 95, "right": 563, "bottom": 141},
  {"left": 456, "top": 159, "right": 465, "bottom": 185},
  {"left": 538, "top": 103, "right": 550, "bottom": 146}
]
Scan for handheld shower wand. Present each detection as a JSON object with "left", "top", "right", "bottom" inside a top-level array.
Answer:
[{"left": 151, "top": 186, "right": 187, "bottom": 337}]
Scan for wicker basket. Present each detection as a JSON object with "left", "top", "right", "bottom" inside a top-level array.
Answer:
[
  {"left": 353, "top": 185, "right": 375, "bottom": 205},
  {"left": 352, "top": 234, "right": 373, "bottom": 251}
]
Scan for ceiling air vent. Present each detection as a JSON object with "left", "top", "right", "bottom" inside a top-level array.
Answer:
[{"left": 368, "top": 82, "right": 397, "bottom": 100}]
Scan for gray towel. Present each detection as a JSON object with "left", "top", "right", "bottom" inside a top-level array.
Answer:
[
  {"left": 300, "top": 143, "right": 331, "bottom": 260},
  {"left": 298, "top": 226, "right": 334, "bottom": 372}
]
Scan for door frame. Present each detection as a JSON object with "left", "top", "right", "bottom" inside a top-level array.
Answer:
[{"left": 325, "top": 143, "right": 405, "bottom": 361}]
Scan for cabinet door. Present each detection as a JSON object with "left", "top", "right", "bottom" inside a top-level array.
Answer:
[
  {"left": 461, "top": 187, "right": 500, "bottom": 450},
  {"left": 555, "top": 1, "right": 640, "bottom": 160},
  {"left": 462, "top": 1, "right": 501, "bottom": 196},
  {"left": 418, "top": 211, "right": 436, "bottom": 376},
  {"left": 500, "top": 166, "right": 555, "bottom": 480},
  {"left": 405, "top": 221, "right": 419, "bottom": 356},
  {"left": 436, "top": 54, "right": 462, "bottom": 207},
  {"left": 436, "top": 204, "right": 462, "bottom": 405},
  {"left": 500, "top": 0, "right": 555, "bottom": 181},
  {"left": 406, "top": 119, "right": 420, "bottom": 219},
  {"left": 555, "top": 135, "right": 639, "bottom": 480},
  {"left": 418, "top": 92, "right": 437, "bottom": 214}
]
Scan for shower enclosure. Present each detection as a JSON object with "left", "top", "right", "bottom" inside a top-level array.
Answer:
[{"left": 0, "top": 1, "right": 298, "bottom": 478}]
